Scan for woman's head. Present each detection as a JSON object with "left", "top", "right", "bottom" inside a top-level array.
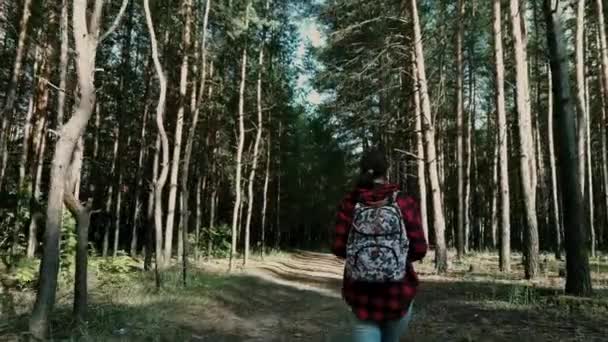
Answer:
[{"left": 356, "top": 148, "right": 388, "bottom": 188}]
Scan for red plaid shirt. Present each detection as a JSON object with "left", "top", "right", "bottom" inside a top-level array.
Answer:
[{"left": 332, "top": 183, "right": 427, "bottom": 322}]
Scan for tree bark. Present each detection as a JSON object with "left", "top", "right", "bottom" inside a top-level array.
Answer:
[
  {"left": 596, "top": 0, "right": 608, "bottom": 254},
  {"left": 599, "top": 39, "right": 608, "bottom": 256},
  {"left": 413, "top": 52, "right": 429, "bottom": 244},
  {"left": 179, "top": 0, "right": 210, "bottom": 278},
  {"left": 144, "top": 0, "right": 170, "bottom": 282},
  {"left": 0, "top": 0, "right": 33, "bottom": 178},
  {"left": 493, "top": 0, "right": 511, "bottom": 271},
  {"left": 164, "top": 0, "right": 193, "bottom": 264},
  {"left": 144, "top": 135, "right": 160, "bottom": 271},
  {"left": 510, "top": 0, "right": 539, "bottom": 279},
  {"left": 543, "top": 0, "right": 592, "bottom": 296},
  {"left": 244, "top": 0, "right": 269, "bottom": 266},
  {"left": 29, "top": 0, "right": 105, "bottom": 338},
  {"left": 103, "top": 128, "right": 119, "bottom": 257},
  {"left": 229, "top": 2, "right": 250, "bottom": 272},
  {"left": 65, "top": 138, "right": 91, "bottom": 324},
  {"left": 131, "top": 104, "right": 149, "bottom": 256},
  {"left": 576, "top": 0, "right": 587, "bottom": 199},
  {"left": 410, "top": 0, "right": 448, "bottom": 273},
  {"left": 547, "top": 66, "right": 562, "bottom": 259},
  {"left": 456, "top": 0, "right": 466, "bottom": 259}
]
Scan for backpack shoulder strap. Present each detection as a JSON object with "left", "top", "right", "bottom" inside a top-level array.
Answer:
[{"left": 390, "top": 191, "right": 400, "bottom": 204}]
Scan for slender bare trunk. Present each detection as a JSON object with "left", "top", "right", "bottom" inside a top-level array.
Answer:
[
  {"left": 596, "top": 0, "right": 608, "bottom": 254},
  {"left": 547, "top": 67, "right": 562, "bottom": 259},
  {"left": 66, "top": 138, "right": 90, "bottom": 323},
  {"left": 244, "top": 1, "right": 268, "bottom": 265},
  {"left": 17, "top": 46, "right": 39, "bottom": 194},
  {"left": 464, "top": 69, "right": 474, "bottom": 252},
  {"left": 599, "top": 42, "right": 608, "bottom": 255},
  {"left": 56, "top": 0, "right": 68, "bottom": 128},
  {"left": 144, "top": 0, "right": 170, "bottom": 283},
  {"left": 260, "top": 131, "right": 271, "bottom": 258},
  {"left": 576, "top": 0, "right": 587, "bottom": 199},
  {"left": 208, "top": 180, "right": 217, "bottom": 258},
  {"left": 275, "top": 121, "right": 282, "bottom": 249},
  {"left": 26, "top": 119, "right": 47, "bottom": 258},
  {"left": 493, "top": 0, "right": 511, "bottom": 271},
  {"left": 229, "top": 3, "right": 250, "bottom": 272},
  {"left": 0, "top": 0, "right": 33, "bottom": 178},
  {"left": 413, "top": 52, "right": 429, "bottom": 243},
  {"left": 456, "top": 0, "right": 465, "bottom": 259},
  {"left": 144, "top": 135, "right": 160, "bottom": 271},
  {"left": 490, "top": 140, "right": 499, "bottom": 250},
  {"left": 543, "top": 0, "right": 592, "bottom": 296},
  {"left": 410, "top": 0, "right": 447, "bottom": 273},
  {"left": 29, "top": 0, "right": 106, "bottom": 337},
  {"left": 103, "top": 129, "right": 119, "bottom": 257},
  {"left": 179, "top": 0, "right": 210, "bottom": 278},
  {"left": 585, "top": 77, "right": 595, "bottom": 258},
  {"left": 510, "top": 0, "right": 539, "bottom": 279},
  {"left": 164, "top": 0, "right": 193, "bottom": 264},
  {"left": 113, "top": 137, "right": 126, "bottom": 257},
  {"left": 194, "top": 176, "right": 202, "bottom": 260},
  {"left": 131, "top": 104, "right": 149, "bottom": 256}
]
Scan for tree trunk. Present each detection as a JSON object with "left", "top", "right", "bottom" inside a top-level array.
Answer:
[
  {"left": 0, "top": 0, "right": 33, "bottom": 178},
  {"left": 103, "top": 128, "right": 119, "bottom": 257},
  {"left": 26, "top": 119, "right": 47, "bottom": 258},
  {"left": 510, "top": 0, "right": 539, "bottom": 279},
  {"left": 464, "top": 68, "right": 474, "bottom": 252},
  {"left": 144, "top": 135, "right": 160, "bottom": 271},
  {"left": 113, "top": 137, "right": 126, "bottom": 257},
  {"left": 413, "top": 52, "right": 429, "bottom": 243},
  {"left": 260, "top": 129, "right": 271, "bottom": 258},
  {"left": 275, "top": 121, "right": 282, "bottom": 249},
  {"left": 144, "top": 0, "right": 170, "bottom": 283},
  {"left": 56, "top": 0, "right": 69, "bottom": 128},
  {"left": 244, "top": 0, "right": 269, "bottom": 266},
  {"left": 599, "top": 41, "right": 608, "bottom": 256},
  {"left": 493, "top": 0, "right": 511, "bottom": 271},
  {"left": 410, "top": 0, "right": 448, "bottom": 273},
  {"left": 194, "top": 176, "right": 202, "bottom": 260},
  {"left": 65, "top": 138, "right": 91, "bottom": 324},
  {"left": 547, "top": 67, "right": 562, "bottom": 259},
  {"left": 164, "top": 0, "right": 193, "bottom": 264},
  {"left": 179, "top": 0, "right": 209, "bottom": 281},
  {"left": 543, "top": 0, "right": 592, "bottom": 296},
  {"left": 29, "top": 0, "right": 105, "bottom": 337},
  {"left": 17, "top": 45, "right": 39, "bottom": 195},
  {"left": 596, "top": 0, "right": 608, "bottom": 251},
  {"left": 456, "top": 0, "right": 465, "bottom": 259},
  {"left": 586, "top": 81, "right": 596, "bottom": 257},
  {"left": 229, "top": 2, "right": 250, "bottom": 272},
  {"left": 130, "top": 103, "right": 149, "bottom": 256},
  {"left": 490, "top": 139, "right": 499, "bottom": 250},
  {"left": 576, "top": 0, "right": 587, "bottom": 200}
]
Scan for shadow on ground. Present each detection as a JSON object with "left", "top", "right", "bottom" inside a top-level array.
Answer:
[{"left": 2, "top": 251, "right": 607, "bottom": 341}]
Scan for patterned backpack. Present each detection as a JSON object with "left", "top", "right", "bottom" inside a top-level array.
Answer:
[{"left": 345, "top": 192, "right": 408, "bottom": 282}]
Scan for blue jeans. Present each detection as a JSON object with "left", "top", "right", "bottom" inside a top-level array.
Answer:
[{"left": 351, "top": 303, "right": 414, "bottom": 342}]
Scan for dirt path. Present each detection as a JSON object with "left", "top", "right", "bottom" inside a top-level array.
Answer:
[
  {"left": 193, "top": 251, "right": 608, "bottom": 342},
  {"left": 2, "top": 251, "right": 607, "bottom": 341}
]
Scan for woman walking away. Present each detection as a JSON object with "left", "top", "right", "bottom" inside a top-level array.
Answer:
[{"left": 332, "top": 148, "right": 427, "bottom": 342}]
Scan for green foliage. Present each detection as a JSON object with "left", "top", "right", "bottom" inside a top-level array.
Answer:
[
  {"left": 508, "top": 285, "right": 540, "bottom": 306},
  {"left": 201, "top": 224, "right": 232, "bottom": 258},
  {"left": 94, "top": 255, "right": 140, "bottom": 287},
  {"left": 2, "top": 258, "right": 40, "bottom": 290},
  {"left": 0, "top": 191, "right": 31, "bottom": 254},
  {"left": 59, "top": 209, "right": 77, "bottom": 277}
]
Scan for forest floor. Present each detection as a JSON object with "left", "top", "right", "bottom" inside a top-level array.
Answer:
[{"left": 1, "top": 251, "right": 608, "bottom": 341}]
